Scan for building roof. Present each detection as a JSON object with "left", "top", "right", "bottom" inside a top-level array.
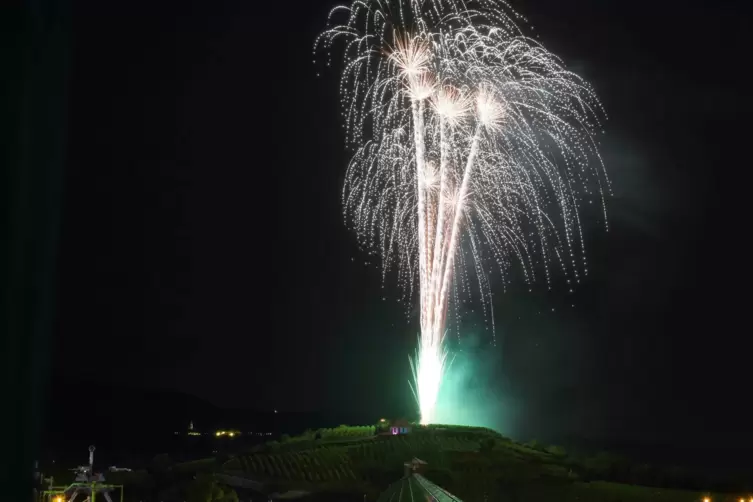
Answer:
[{"left": 377, "top": 474, "right": 463, "bottom": 502}]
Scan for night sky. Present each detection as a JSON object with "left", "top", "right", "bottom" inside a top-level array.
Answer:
[{"left": 53, "top": 0, "right": 750, "bottom": 456}]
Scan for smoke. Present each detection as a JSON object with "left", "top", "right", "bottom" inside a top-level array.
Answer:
[{"left": 432, "top": 331, "right": 521, "bottom": 436}]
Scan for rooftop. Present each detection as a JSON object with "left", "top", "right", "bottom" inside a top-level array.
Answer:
[{"left": 377, "top": 474, "right": 464, "bottom": 502}]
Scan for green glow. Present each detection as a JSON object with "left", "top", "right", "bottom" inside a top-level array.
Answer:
[{"left": 425, "top": 339, "right": 517, "bottom": 433}]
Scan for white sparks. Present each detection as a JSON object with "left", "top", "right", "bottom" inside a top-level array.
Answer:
[
  {"left": 476, "top": 87, "right": 506, "bottom": 130},
  {"left": 316, "top": 0, "right": 609, "bottom": 425},
  {"left": 432, "top": 86, "right": 473, "bottom": 126}
]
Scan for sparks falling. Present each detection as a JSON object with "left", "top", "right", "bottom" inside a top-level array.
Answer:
[{"left": 316, "top": 0, "right": 609, "bottom": 425}]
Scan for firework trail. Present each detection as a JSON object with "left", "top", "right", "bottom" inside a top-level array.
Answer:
[{"left": 316, "top": 0, "right": 609, "bottom": 425}]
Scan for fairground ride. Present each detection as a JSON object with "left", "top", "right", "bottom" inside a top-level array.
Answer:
[{"left": 38, "top": 446, "right": 124, "bottom": 502}]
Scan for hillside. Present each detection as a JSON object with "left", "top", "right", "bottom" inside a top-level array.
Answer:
[
  {"left": 219, "top": 425, "right": 575, "bottom": 499},
  {"left": 88, "top": 424, "right": 741, "bottom": 501}
]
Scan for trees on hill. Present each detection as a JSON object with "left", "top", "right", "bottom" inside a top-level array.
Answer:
[{"left": 318, "top": 425, "right": 376, "bottom": 439}]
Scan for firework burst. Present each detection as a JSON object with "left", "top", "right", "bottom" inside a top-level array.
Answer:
[{"left": 316, "top": 0, "right": 609, "bottom": 425}]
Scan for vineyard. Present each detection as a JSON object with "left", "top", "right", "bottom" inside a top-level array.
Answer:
[
  {"left": 224, "top": 446, "right": 359, "bottom": 483},
  {"left": 318, "top": 425, "right": 376, "bottom": 439},
  {"left": 223, "top": 426, "right": 512, "bottom": 490},
  {"left": 348, "top": 431, "right": 483, "bottom": 466},
  {"left": 76, "top": 423, "right": 715, "bottom": 502},
  {"left": 99, "top": 423, "right": 713, "bottom": 502}
]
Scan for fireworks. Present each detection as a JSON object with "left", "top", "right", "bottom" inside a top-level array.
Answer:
[{"left": 316, "top": 0, "right": 609, "bottom": 425}]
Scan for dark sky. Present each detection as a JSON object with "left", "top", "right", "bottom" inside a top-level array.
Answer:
[{"left": 53, "top": 0, "right": 750, "bottom": 453}]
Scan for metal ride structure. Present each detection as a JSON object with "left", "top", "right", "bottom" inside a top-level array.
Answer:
[
  {"left": 39, "top": 446, "right": 124, "bottom": 502},
  {"left": 377, "top": 458, "right": 464, "bottom": 502}
]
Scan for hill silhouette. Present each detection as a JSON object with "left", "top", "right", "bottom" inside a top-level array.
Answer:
[{"left": 41, "top": 378, "right": 381, "bottom": 466}]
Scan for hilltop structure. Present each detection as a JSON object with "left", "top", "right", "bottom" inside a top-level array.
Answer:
[
  {"left": 377, "top": 418, "right": 412, "bottom": 436},
  {"left": 390, "top": 419, "right": 412, "bottom": 435}
]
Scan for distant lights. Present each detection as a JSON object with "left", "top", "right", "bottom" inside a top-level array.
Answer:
[{"left": 215, "top": 430, "right": 241, "bottom": 438}]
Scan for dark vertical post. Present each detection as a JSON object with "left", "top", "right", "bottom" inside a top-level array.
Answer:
[{"left": 0, "top": 0, "right": 70, "bottom": 498}]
